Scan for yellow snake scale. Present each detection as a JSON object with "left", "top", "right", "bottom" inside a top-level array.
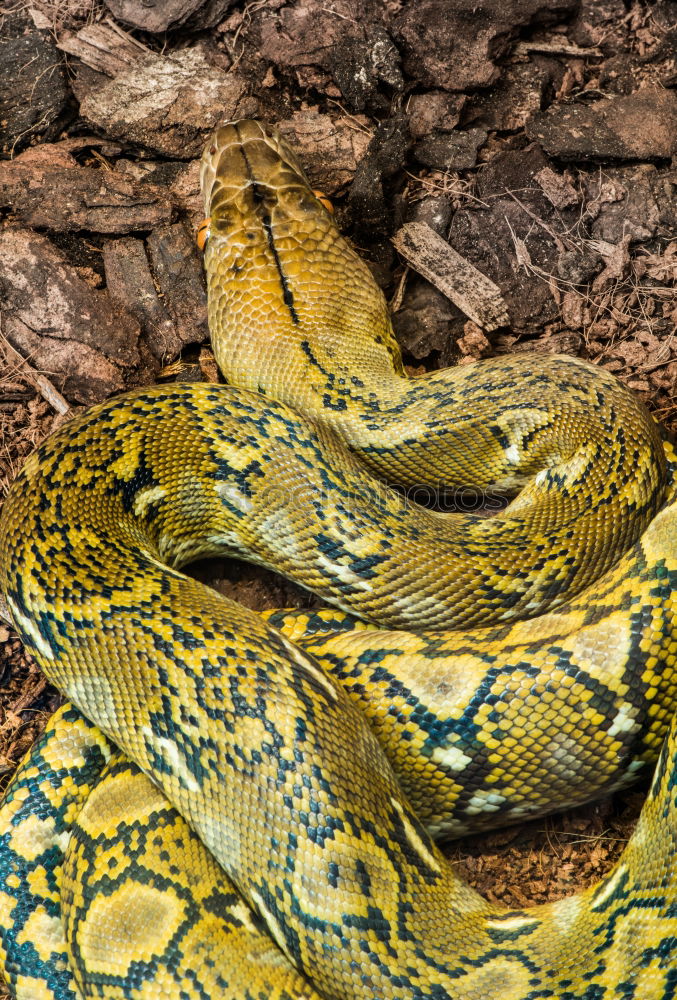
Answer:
[{"left": 0, "top": 120, "right": 676, "bottom": 999}]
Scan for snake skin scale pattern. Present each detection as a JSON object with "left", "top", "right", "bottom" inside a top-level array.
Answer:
[{"left": 0, "top": 120, "right": 675, "bottom": 999}]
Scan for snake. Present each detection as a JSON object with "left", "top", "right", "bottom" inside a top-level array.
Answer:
[{"left": 0, "top": 118, "right": 676, "bottom": 999}]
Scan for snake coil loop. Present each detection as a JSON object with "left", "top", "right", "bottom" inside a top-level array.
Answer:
[{"left": 0, "top": 120, "right": 675, "bottom": 1000}]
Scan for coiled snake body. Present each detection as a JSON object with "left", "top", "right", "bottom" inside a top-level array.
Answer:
[{"left": 0, "top": 121, "right": 676, "bottom": 999}]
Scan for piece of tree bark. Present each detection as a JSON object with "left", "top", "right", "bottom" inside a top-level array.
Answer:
[
  {"left": 146, "top": 225, "right": 209, "bottom": 351},
  {"left": 80, "top": 47, "right": 256, "bottom": 159},
  {"left": 103, "top": 236, "right": 205, "bottom": 361},
  {"left": 0, "top": 160, "right": 173, "bottom": 234},
  {"left": 0, "top": 230, "right": 140, "bottom": 404},
  {"left": 392, "top": 222, "right": 509, "bottom": 331},
  {"left": 527, "top": 90, "right": 677, "bottom": 161},
  {"left": 104, "top": 0, "right": 234, "bottom": 33},
  {"left": 57, "top": 20, "right": 149, "bottom": 78},
  {"left": 277, "top": 111, "right": 372, "bottom": 194}
]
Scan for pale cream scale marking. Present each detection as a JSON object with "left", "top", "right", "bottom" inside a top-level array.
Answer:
[
  {"left": 607, "top": 702, "right": 641, "bottom": 738},
  {"left": 590, "top": 865, "right": 629, "bottom": 911},
  {"left": 465, "top": 790, "right": 508, "bottom": 815},
  {"left": 430, "top": 744, "right": 473, "bottom": 773},
  {"left": 388, "top": 797, "right": 442, "bottom": 874},
  {"left": 485, "top": 914, "right": 539, "bottom": 932},
  {"left": 281, "top": 642, "right": 339, "bottom": 702},
  {"left": 504, "top": 444, "right": 521, "bottom": 465},
  {"left": 132, "top": 486, "right": 167, "bottom": 518},
  {"left": 16, "top": 910, "right": 64, "bottom": 963},
  {"left": 229, "top": 900, "right": 260, "bottom": 933},
  {"left": 315, "top": 554, "right": 374, "bottom": 593},
  {"left": 140, "top": 726, "right": 201, "bottom": 794},
  {"left": 250, "top": 889, "right": 294, "bottom": 959},
  {"left": 9, "top": 814, "right": 68, "bottom": 863},
  {"left": 217, "top": 483, "right": 254, "bottom": 513},
  {"left": 7, "top": 599, "right": 54, "bottom": 661}
]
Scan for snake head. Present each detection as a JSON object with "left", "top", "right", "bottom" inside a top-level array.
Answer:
[{"left": 199, "top": 120, "right": 333, "bottom": 246}]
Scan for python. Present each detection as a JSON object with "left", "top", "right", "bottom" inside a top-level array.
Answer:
[{"left": 0, "top": 120, "right": 675, "bottom": 999}]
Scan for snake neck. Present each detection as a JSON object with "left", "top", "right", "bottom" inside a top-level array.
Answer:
[{"left": 205, "top": 230, "right": 405, "bottom": 410}]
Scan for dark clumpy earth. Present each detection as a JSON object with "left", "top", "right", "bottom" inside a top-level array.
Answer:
[{"left": 1, "top": 2, "right": 676, "bottom": 994}]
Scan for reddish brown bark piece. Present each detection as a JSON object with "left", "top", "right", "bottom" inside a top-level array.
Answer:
[
  {"left": 527, "top": 90, "right": 677, "bottom": 160},
  {"left": 103, "top": 233, "right": 206, "bottom": 362},
  {"left": 276, "top": 112, "right": 372, "bottom": 194},
  {"left": 80, "top": 47, "right": 255, "bottom": 159},
  {"left": 146, "top": 225, "right": 209, "bottom": 353},
  {"left": 255, "top": 0, "right": 402, "bottom": 113},
  {"left": 0, "top": 161, "right": 172, "bottom": 234},
  {"left": 470, "top": 62, "right": 556, "bottom": 132},
  {"left": 0, "top": 230, "right": 140, "bottom": 405},
  {"left": 407, "top": 92, "right": 465, "bottom": 140},
  {"left": 391, "top": 0, "right": 578, "bottom": 92},
  {"left": 103, "top": 238, "right": 177, "bottom": 363}
]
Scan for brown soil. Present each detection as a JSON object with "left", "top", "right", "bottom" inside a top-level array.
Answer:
[{"left": 1, "top": 0, "right": 676, "bottom": 995}]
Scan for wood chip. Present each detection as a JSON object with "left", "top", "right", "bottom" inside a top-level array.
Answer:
[
  {"left": 103, "top": 235, "right": 201, "bottom": 362},
  {"left": 392, "top": 222, "right": 509, "bottom": 331},
  {"left": 277, "top": 111, "right": 372, "bottom": 194},
  {"left": 0, "top": 160, "right": 172, "bottom": 234},
  {"left": 57, "top": 20, "right": 149, "bottom": 78},
  {"left": 514, "top": 41, "right": 602, "bottom": 58},
  {"left": 146, "top": 224, "right": 209, "bottom": 353},
  {"left": 0, "top": 333, "right": 70, "bottom": 416},
  {"left": 0, "top": 230, "right": 140, "bottom": 405},
  {"left": 79, "top": 47, "right": 254, "bottom": 160},
  {"left": 534, "top": 166, "right": 579, "bottom": 210}
]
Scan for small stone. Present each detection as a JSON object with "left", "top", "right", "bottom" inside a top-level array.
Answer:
[
  {"left": 104, "top": 0, "right": 233, "bottom": 32},
  {"left": 408, "top": 195, "right": 453, "bottom": 237},
  {"left": 414, "top": 129, "right": 487, "bottom": 171},
  {"left": 456, "top": 320, "right": 492, "bottom": 359},
  {"left": 407, "top": 91, "right": 465, "bottom": 139},
  {"left": 557, "top": 250, "right": 603, "bottom": 285},
  {"left": 534, "top": 167, "right": 579, "bottom": 209}
]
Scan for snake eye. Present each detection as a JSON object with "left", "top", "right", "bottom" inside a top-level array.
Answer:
[
  {"left": 197, "top": 217, "right": 211, "bottom": 251},
  {"left": 312, "top": 190, "right": 334, "bottom": 214}
]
